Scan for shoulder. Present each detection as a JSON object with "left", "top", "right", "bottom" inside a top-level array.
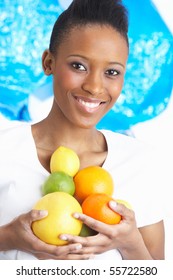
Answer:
[
  {"left": 101, "top": 129, "right": 139, "bottom": 143},
  {"left": 101, "top": 129, "right": 162, "bottom": 188},
  {"left": 0, "top": 121, "right": 31, "bottom": 150},
  {"left": 101, "top": 129, "right": 152, "bottom": 156}
]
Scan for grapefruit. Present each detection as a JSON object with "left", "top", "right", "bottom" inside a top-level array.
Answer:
[{"left": 32, "top": 192, "right": 83, "bottom": 245}]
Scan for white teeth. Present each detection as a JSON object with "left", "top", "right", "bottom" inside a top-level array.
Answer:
[{"left": 78, "top": 99, "right": 100, "bottom": 108}]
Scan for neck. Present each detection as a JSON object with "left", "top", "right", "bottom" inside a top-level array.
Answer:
[
  {"left": 31, "top": 104, "right": 107, "bottom": 170},
  {"left": 32, "top": 112, "right": 101, "bottom": 155}
]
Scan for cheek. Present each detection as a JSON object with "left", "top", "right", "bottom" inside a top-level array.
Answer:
[
  {"left": 109, "top": 78, "right": 124, "bottom": 102},
  {"left": 55, "top": 69, "right": 83, "bottom": 92}
]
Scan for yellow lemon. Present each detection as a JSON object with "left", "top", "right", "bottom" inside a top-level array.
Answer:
[
  {"left": 50, "top": 146, "right": 80, "bottom": 177},
  {"left": 115, "top": 199, "right": 133, "bottom": 209},
  {"left": 32, "top": 192, "right": 83, "bottom": 245}
]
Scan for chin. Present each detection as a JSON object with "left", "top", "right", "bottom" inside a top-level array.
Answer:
[
  {"left": 78, "top": 123, "right": 95, "bottom": 129},
  {"left": 74, "top": 119, "right": 97, "bottom": 129}
]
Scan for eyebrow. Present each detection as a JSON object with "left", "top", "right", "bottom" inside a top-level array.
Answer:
[
  {"left": 67, "top": 54, "right": 125, "bottom": 69},
  {"left": 108, "top": 62, "right": 125, "bottom": 69}
]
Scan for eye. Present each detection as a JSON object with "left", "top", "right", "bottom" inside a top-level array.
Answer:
[
  {"left": 105, "top": 69, "right": 120, "bottom": 77},
  {"left": 71, "top": 62, "right": 86, "bottom": 71}
]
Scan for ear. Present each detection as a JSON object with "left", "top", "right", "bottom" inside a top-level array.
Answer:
[{"left": 42, "top": 49, "right": 54, "bottom": 76}]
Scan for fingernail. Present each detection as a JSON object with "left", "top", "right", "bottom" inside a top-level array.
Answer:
[
  {"left": 109, "top": 201, "right": 117, "bottom": 209},
  {"left": 73, "top": 213, "right": 80, "bottom": 219},
  {"left": 60, "top": 235, "right": 68, "bottom": 241},
  {"left": 39, "top": 210, "right": 48, "bottom": 216}
]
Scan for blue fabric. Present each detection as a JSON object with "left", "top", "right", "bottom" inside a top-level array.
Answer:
[{"left": 0, "top": 0, "right": 173, "bottom": 131}]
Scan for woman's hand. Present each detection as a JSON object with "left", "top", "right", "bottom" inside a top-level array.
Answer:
[
  {"left": 1, "top": 210, "right": 92, "bottom": 260},
  {"left": 59, "top": 201, "right": 152, "bottom": 259}
]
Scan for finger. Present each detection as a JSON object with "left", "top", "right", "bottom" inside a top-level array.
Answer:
[
  {"left": 61, "top": 233, "right": 110, "bottom": 255},
  {"left": 35, "top": 252, "right": 94, "bottom": 260},
  {"left": 109, "top": 201, "right": 134, "bottom": 221},
  {"left": 62, "top": 254, "right": 94, "bottom": 260},
  {"left": 59, "top": 233, "right": 89, "bottom": 246},
  {"left": 73, "top": 213, "right": 111, "bottom": 234},
  {"left": 31, "top": 238, "right": 84, "bottom": 257},
  {"left": 59, "top": 231, "right": 109, "bottom": 250},
  {"left": 28, "top": 209, "right": 48, "bottom": 223},
  {"left": 62, "top": 254, "right": 95, "bottom": 260}
]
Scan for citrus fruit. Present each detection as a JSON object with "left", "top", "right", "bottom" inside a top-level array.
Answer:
[
  {"left": 79, "top": 224, "right": 97, "bottom": 237},
  {"left": 82, "top": 193, "right": 121, "bottom": 225},
  {"left": 50, "top": 146, "right": 80, "bottom": 177},
  {"left": 74, "top": 166, "right": 114, "bottom": 203},
  {"left": 42, "top": 171, "right": 75, "bottom": 196},
  {"left": 116, "top": 199, "right": 133, "bottom": 209},
  {"left": 32, "top": 192, "right": 83, "bottom": 245}
]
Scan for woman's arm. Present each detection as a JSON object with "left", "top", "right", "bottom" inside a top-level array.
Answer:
[
  {"left": 0, "top": 223, "right": 12, "bottom": 251},
  {"left": 139, "top": 221, "right": 165, "bottom": 260}
]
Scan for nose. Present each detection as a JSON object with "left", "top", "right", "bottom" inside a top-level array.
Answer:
[{"left": 82, "top": 71, "right": 105, "bottom": 96}]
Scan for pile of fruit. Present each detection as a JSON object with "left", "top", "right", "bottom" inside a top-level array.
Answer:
[{"left": 32, "top": 146, "right": 131, "bottom": 245}]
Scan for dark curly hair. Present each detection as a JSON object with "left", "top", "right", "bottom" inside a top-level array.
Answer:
[{"left": 49, "top": 0, "right": 129, "bottom": 55}]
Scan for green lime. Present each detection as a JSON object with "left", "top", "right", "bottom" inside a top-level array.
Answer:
[
  {"left": 42, "top": 172, "right": 75, "bottom": 196},
  {"left": 79, "top": 224, "right": 97, "bottom": 237}
]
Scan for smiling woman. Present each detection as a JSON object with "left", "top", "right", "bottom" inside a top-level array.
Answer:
[
  {"left": 0, "top": 0, "right": 165, "bottom": 261},
  {"left": 42, "top": 24, "right": 128, "bottom": 129},
  {"left": 1, "top": 0, "right": 172, "bottom": 129}
]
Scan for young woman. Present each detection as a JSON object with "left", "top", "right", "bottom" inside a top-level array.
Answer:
[{"left": 0, "top": 0, "right": 164, "bottom": 260}]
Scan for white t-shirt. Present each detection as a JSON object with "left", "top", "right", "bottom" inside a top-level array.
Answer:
[{"left": 0, "top": 122, "right": 164, "bottom": 260}]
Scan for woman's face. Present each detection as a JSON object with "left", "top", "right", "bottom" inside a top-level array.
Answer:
[{"left": 47, "top": 25, "right": 128, "bottom": 128}]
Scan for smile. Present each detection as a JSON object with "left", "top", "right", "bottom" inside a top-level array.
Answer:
[
  {"left": 78, "top": 98, "right": 101, "bottom": 108},
  {"left": 74, "top": 96, "right": 106, "bottom": 113}
]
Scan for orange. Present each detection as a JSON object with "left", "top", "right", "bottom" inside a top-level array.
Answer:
[
  {"left": 32, "top": 192, "right": 83, "bottom": 245},
  {"left": 82, "top": 193, "right": 121, "bottom": 225},
  {"left": 74, "top": 166, "right": 114, "bottom": 203}
]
